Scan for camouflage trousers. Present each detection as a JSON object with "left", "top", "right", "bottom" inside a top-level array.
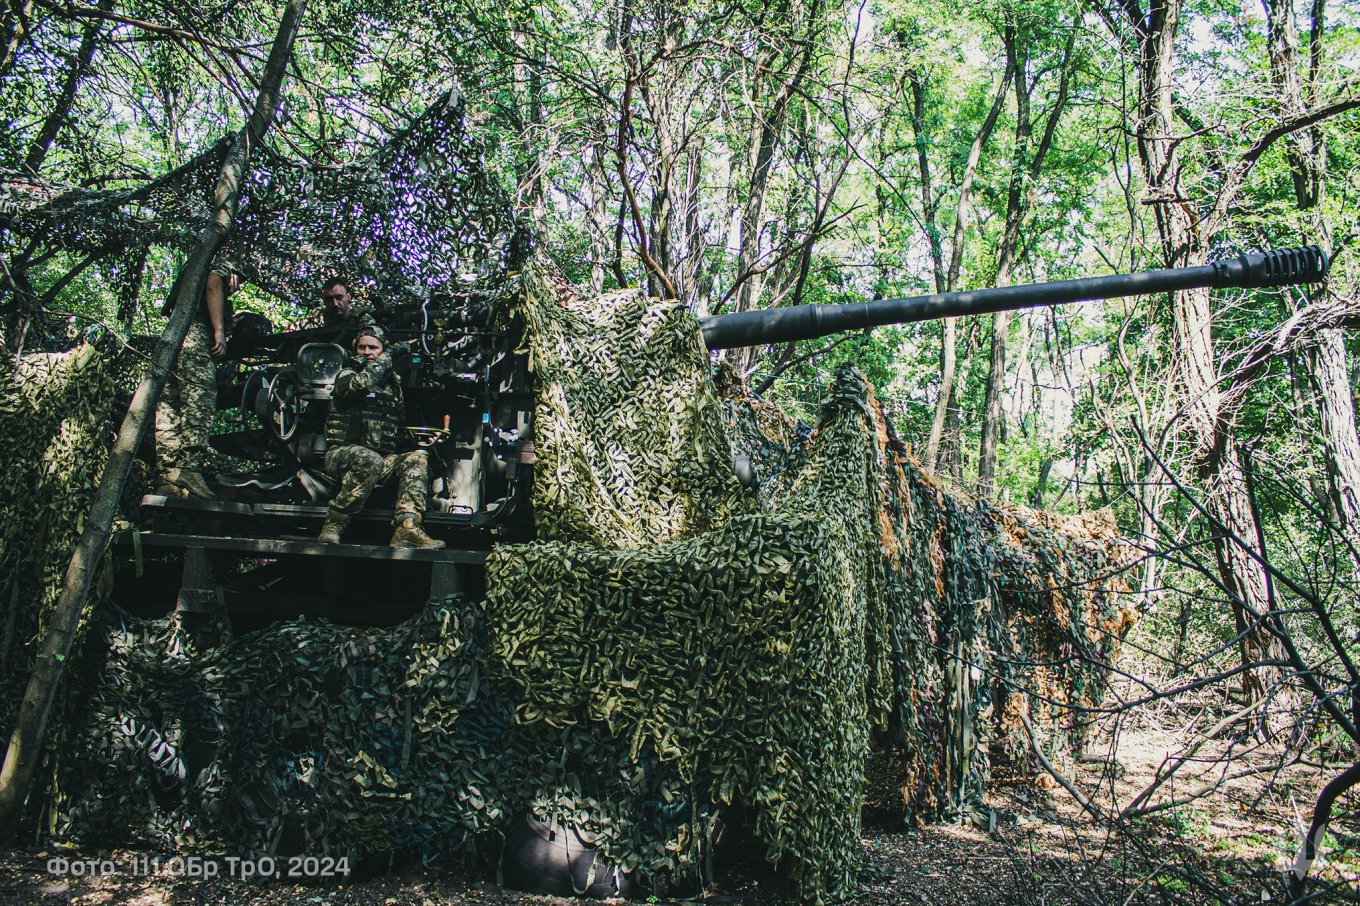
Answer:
[
  {"left": 155, "top": 320, "right": 216, "bottom": 473},
  {"left": 325, "top": 445, "right": 431, "bottom": 522}
]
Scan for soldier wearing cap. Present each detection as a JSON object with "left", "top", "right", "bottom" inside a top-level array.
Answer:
[{"left": 317, "top": 323, "right": 444, "bottom": 549}]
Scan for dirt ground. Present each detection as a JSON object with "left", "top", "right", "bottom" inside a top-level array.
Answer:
[{"left": 3, "top": 700, "right": 1358, "bottom": 906}]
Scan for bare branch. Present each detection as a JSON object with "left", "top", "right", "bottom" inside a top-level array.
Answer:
[
  {"left": 1018, "top": 708, "right": 1109, "bottom": 823},
  {"left": 36, "top": 0, "right": 257, "bottom": 57},
  {"left": 1210, "top": 87, "right": 1360, "bottom": 230}
]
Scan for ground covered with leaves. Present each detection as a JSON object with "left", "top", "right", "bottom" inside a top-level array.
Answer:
[{"left": 4, "top": 700, "right": 1357, "bottom": 906}]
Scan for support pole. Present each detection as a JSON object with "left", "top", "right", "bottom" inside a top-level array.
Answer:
[{"left": 0, "top": 0, "right": 307, "bottom": 838}]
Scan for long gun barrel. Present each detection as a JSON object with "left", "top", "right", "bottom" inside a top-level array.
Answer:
[{"left": 699, "top": 246, "right": 1330, "bottom": 350}]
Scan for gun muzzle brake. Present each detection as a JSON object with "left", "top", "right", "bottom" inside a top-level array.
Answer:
[{"left": 1213, "top": 245, "right": 1330, "bottom": 288}]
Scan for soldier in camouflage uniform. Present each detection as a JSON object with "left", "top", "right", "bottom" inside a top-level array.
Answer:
[
  {"left": 318, "top": 277, "right": 376, "bottom": 327},
  {"left": 154, "top": 263, "right": 240, "bottom": 499},
  {"left": 318, "top": 324, "right": 445, "bottom": 549}
]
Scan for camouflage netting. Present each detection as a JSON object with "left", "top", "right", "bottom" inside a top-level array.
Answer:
[
  {"left": 484, "top": 272, "right": 1134, "bottom": 899},
  {"left": 513, "top": 265, "right": 754, "bottom": 548},
  {"left": 1, "top": 90, "right": 519, "bottom": 314},
  {"left": 0, "top": 341, "right": 132, "bottom": 737},
  {"left": 56, "top": 596, "right": 535, "bottom": 862},
  {"left": 0, "top": 262, "right": 1133, "bottom": 905}
]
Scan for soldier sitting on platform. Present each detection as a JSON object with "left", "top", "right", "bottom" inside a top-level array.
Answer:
[{"left": 317, "top": 324, "right": 445, "bottom": 549}]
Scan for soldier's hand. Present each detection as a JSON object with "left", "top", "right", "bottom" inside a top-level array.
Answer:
[{"left": 211, "top": 327, "right": 227, "bottom": 360}]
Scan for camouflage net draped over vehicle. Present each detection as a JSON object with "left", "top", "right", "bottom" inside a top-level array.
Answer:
[
  {"left": 1, "top": 265, "right": 1131, "bottom": 905},
  {"left": 511, "top": 267, "right": 754, "bottom": 548},
  {"left": 485, "top": 271, "right": 1133, "bottom": 900},
  {"left": 56, "top": 596, "right": 536, "bottom": 862}
]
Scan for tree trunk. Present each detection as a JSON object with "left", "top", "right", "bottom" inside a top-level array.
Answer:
[
  {"left": 977, "top": 309, "right": 1009, "bottom": 496},
  {"left": 726, "top": 0, "right": 820, "bottom": 377},
  {"left": 939, "top": 329, "right": 970, "bottom": 485},
  {"left": 0, "top": 0, "right": 34, "bottom": 78},
  {"left": 680, "top": 144, "right": 705, "bottom": 309},
  {"left": 0, "top": 0, "right": 307, "bottom": 839},
  {"left": 1208, "top": 445, "right": 1293, "bottom": 718},
  {"left": 1287, "top": 352, "right": 1338, "bottom": 522},
  {"left": 1313, "top": 328, "right": 1360, "bottom": 580},
  {"left": 641, "top": 18, "right": 698, "bottom": 307},
  {"left": 977, "top": 24, "right": 1073, "bottom": 496},
  {"left": 23, "top": 0, "right": 112, "bottom": 175},
  {"left": 977, "top": 32, "right": 1028, "bottom": 499},
  {"left": 1264, "top": 0, "right": 1360, "bottom": 591},
  {"left": 928, "top": 316, "right": 958, "bottom": 471},
  {"left": 1176, "top": 285, "right": 1293, "bottom": 730},
  {"left": 586, "top": 142, "right": 612, "bottom": 295},
  {"left": 511, "top": 20, "right": 547, "bottom": 236},
  {"left": 906, "top": 69, "right": 945, "bottom": 295},
  {"left": 926, "top": 65, "right": 1011, "bottom": 473},
  {"left": 1108, "top": 0, "right": 1294, "bottom": 726},
  {"left": 1032, "top": 456, "right": 1054, "bottom": 508}
]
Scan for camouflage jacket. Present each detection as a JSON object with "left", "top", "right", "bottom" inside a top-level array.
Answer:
[
  {"left": 299, "top": 301, "right": 378, "bottom": 330},
  {"left": 161, "top": 260, "right": 236, "bottom": 327},
  {"left": 325, "top": 351, "right": 404, "bottom": 453}
]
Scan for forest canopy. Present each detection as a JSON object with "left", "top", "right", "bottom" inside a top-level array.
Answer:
[{"left": 2, "top": 0, "right": 1357, "bottom": 499}]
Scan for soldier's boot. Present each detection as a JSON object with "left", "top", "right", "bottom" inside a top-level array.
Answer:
[
  {"left": 158, "top": 467, "right": 216, "bottom": 500},
  {"left": 317, "top": 510, "right": 349, "bottom": 544},
  {"left": 389, "top": 514, "right": 445, "bottom": 550}
]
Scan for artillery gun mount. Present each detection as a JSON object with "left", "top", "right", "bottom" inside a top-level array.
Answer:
[{"left": 124, "top": 245, "right": 1329, "bottom": 627}]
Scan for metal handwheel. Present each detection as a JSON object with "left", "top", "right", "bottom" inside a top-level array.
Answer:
[
  {"left": 265, "top": 369, "right": 302, "bottom": 442},
  {"left": 240, "top": 369, "right": 268, "bottom": 416}
]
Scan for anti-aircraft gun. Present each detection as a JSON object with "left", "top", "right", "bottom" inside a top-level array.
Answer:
[
  {"left": 211, "top": 288, "right": 533, "bottom": 533},
  {"left": 125, "top": 284, "right": 535, "bottom": 623},
  {"left": 125, "top": 246, "right": 1329, "bottom": 625}
]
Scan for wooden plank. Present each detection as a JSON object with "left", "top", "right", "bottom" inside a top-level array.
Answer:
[
  {"left": 139, "top": 494, "right": 254, "bottom": 517},
  {"left": 125, "top": 532, "right": 489, "bottom": 564},
  {"left": 251, "top": 501, "right": 478, "bottom": 527},
  {"left": 252, "top": 502, "right": 328, "bottom": 518},
  {"left": 141, "top": 496, "right": 479, "bottom": 529}
]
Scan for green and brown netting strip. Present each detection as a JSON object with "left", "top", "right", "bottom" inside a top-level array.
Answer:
[{"left": 1, "top": 90, "right": 519, "bottom": 321}]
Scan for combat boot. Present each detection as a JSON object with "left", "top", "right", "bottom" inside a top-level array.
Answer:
[
  {"left": 158, "top": 467, "right": 216, "bottom": 500},
  {"left": 389, "top": 514, "right": 445, "bottom": 550},
  {"left": 317, "top": 510, "right": 349, "bottom": 544}
]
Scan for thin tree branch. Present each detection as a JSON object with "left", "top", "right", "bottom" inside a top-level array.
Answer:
[{"left": 35, "top": 0, "right": 256, "bottom": 57}]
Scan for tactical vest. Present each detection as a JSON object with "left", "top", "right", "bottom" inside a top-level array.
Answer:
[{"left": 325, "top": 362, "right": 405, "bottom": 453}]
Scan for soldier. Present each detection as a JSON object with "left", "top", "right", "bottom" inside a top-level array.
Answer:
[
  {"left": 318, "top": 324, "right": 445, "bottom": 549},
  {"left": 154, "top": 262, "right": 241, "bottom": 500},
  {"left": 319, "top": 277, "right": 376, "bottom": 327}
]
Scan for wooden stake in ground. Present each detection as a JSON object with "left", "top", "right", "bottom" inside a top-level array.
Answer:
[{"left": 0, "top": 0, "right": 307, "bottom": 839}]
